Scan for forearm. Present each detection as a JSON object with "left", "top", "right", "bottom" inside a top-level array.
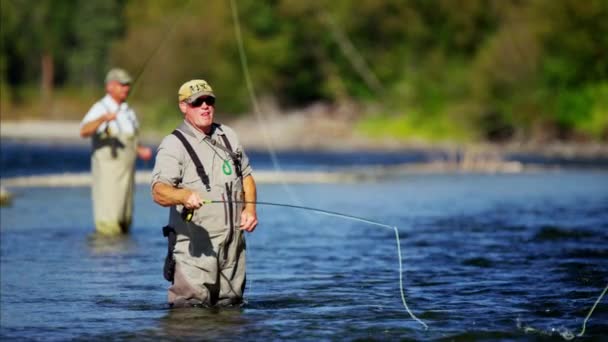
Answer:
[
  {"left": 242, "top": 175, "right": 257, "bottom": 212},
  {"left": 80, "top": 116, "right": 108, "bottom": 138},
  {"left": 152, "top": 182, "right": 188, "bottom": 207},
  {"left": 137, "top": 144, "right": 152, "bottom": 160}
]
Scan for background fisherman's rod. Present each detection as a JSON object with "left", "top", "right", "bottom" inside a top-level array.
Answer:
[
  {"left": 127, "top": 0, "right": 193, "bottom": 95},
  {"left": 184, "top": 199, "right": 429, "bottom": 330}
]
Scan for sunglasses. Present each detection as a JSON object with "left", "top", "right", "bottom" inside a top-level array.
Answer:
[{"left": 189, "top": 96, "right": 216, "bottom": 107}]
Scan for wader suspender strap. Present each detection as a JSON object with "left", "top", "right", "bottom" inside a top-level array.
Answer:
[
  {"left": 199, "top": 125, "right": 243, "bottom": 178},
  {"left": 100, "top": 101, "right": 120, "bottom": 159},
  {"left": 172, "top": 130, "right": 211, "bottom": 192},
  {"left": 217, "top": 134, "right": 243, "bottom": 178}
]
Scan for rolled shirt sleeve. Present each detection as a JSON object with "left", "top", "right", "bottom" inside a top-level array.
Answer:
[
  {"left": 80, "top": 95, "right": 139, "bottom": 136},
  {"left": 151, "top": 135, "right": 186, "bottom": 190},
  {"left": 80, "top": 102, "right": 107, "bottom": 132}
]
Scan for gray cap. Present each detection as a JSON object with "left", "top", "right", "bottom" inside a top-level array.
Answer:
[{"left": 105, "top": 68, "right": 133, "bottom": 84}]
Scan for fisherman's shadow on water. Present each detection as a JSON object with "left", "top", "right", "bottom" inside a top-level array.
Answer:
[{"left": 157, "top": 303, "right": 250, "bottom": 338}]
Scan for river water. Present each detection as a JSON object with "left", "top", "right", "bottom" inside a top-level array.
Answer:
[{"left": 1, "top": 142, "right": 607, "bottom": 341}]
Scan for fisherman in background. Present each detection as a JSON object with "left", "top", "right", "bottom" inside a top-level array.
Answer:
[
  {"left": 151, "top": 79, "right": 258, "bottom": 307},
  {"left": 80, "top": 68, "right": 152, "bottom": 236}
]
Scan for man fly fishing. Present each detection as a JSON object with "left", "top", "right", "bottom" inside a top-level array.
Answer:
[
  {"left": 151, "top": 79, "right": 258, "bottom": 307},
  {"left": 80, "top": 68, "right": 153, "bottom": 236}
]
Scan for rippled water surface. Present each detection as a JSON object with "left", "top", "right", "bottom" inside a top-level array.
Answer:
[{"left": 1, "top": 172, "right": 607, "bottom": 341}]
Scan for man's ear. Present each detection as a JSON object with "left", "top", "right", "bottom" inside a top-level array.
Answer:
[{"left": 178, "top": 102, "right": 188, "bottom": 114}]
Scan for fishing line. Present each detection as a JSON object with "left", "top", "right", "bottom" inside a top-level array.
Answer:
[
  {"left": 317, "top": 9, "right": 383, "bottom": 94},
  {"left": 227, "top": 1, "right": 605, "bottom": 338},
  {"left": 576, "top": 283, "right": 608, "bottom": 338},
  {"left": 228, "top": 0, "right": 426, "bottom": 330},
  {"left": 195, "top": 199, "right": 429, "bottom": 330},
  {"left": 516, "top": 283, "right": 607, "bottom": 340},
  {"left": 228, "top": 0, "right": 325, "bottom": 307},
  {"left": 228, "top": 0, "right": 302, "bottom": 207}
]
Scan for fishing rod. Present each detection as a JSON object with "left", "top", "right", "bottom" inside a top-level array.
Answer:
[
  {"left": 183, "top": 199, "right": 429, "bottom": 330},
  {"left": 129, "top": 0, "right": 425, "bottom": 330},
  {"left": 183, "top": 199, "right": 390, "bottom": 229}
]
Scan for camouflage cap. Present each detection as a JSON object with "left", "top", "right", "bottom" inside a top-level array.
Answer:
[
  {"left": 105, "top": 68, "right": 133, "bottom": 84},
  {"left": 178, "top": 79, "right": 215, "bottom": 103}
]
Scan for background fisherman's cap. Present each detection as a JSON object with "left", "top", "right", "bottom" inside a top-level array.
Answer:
[
  {"left": 105, "top": 68, "right": 132, "bottom": 84},
  {"left": 178, "top": 79, "right": 215, "bottom": 103}
]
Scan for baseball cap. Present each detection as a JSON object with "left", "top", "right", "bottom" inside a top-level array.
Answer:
[
  {"left": 105, "top": 68, "right": 133, "bottom": 84},
  {"left": 178, "top": 79, "right": 215, "bottom": 103}
]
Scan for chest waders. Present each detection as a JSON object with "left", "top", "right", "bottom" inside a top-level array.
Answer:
[
  {"left": 91, "top": 132, "right": 136, "bottom": 235},
  {"left": 162, "top": 127, "right": 244, "bottom": 285}
]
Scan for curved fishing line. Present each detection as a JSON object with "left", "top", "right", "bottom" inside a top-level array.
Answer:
[
  {"left": 517, "top": 283, "right": 607, "bottom": 340},
  {"left": 202, "top": 199, "right": 429, "bottom": 330},
  {"left": 229, "top": 0, "right": 313, "bottom": 303},
  {"left": 228, "top": 0, "right": 303, "bottom": 207},
  {"left": 228, "top": 2, "right": 601, "bottom": 338},
  {"left": 316, "top": 9, "right": 383, "bottom": 94},
  {"left": 460, "top": 11, "right": 608, "bottom": 341},
  {"left": 576, "top": 283, "right": 608, "bottom": 338},
  {"left": 228, "top": 0, "right": 426, "bottom": 330}
]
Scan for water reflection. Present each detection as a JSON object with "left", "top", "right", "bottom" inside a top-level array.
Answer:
[
  {"left": 2, "top": 173, "right": 607, "bottom": 340},
  {"left": 158, "top": 306, "right": 250, "bottom": 339},
  {"left": 86, "top": 233, "right": 137, "bottom": 255}
]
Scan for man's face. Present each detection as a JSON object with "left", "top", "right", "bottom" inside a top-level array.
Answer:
[
  {"left": 106, "top": 81, "right": 131, "bottom": 103},
  {"left": 180, "top": 96, "right": 215, "bottom": 133}
]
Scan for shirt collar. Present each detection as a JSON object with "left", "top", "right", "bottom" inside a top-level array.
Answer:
[
  {"left": 180, "top": 120, "right": 222, "bottom": 143},
  {"left": 102, "top": 94, "right": 128, "bottom": 111}
]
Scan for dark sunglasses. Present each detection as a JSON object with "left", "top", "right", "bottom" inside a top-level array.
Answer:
[{"left": 189, "top": 96, "right": 216, "bottom": 107}]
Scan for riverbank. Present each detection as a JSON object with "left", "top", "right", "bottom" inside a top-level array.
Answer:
[{"left": 2, "top": 118, "right": 608, "bottom": 159}]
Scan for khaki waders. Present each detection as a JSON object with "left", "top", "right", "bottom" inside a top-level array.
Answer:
[
  {"left": 91, "top": 133, "right": 137, "bottom": 235},
  {"left": 157, "top": 124, "right": 248, "bottom": 307}
]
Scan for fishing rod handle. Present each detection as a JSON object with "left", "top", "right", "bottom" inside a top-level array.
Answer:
[
  {"left": 182, "top": 209, "right": 194, "bottom": 222},
  {"left": 182, "top": 199, "right": 213, "bottom": 222}
]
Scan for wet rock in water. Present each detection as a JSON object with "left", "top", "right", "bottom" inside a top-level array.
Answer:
[{"left": 0, "top": 186, "right": 12, "bottom": 206}]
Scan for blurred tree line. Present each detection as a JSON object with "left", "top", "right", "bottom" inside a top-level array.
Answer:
[{"left": 1, "top": 0, "right": 606, "bottom": 142}]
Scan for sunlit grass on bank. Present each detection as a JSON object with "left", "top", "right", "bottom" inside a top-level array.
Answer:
[{"left": 355, "top": 110, "right": 475, "bottom": 144}]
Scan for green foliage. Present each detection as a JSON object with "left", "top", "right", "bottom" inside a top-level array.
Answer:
[
  {"left": 69, "top": 1, "right": 126, "bottom": 87},
  {"left": 2, "top": 0, "right": 607, "bottom": 142},
  {"left": 1, "top": 0, "right": 125, "bottom": 90},
  {"left": 554, "top": 83, "right": 608, "bottom": 139},
  {"left": 135, "top": 99, "right": 183, "bottom": 135}
]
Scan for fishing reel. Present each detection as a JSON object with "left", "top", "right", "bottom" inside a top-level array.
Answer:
[{"left": 182, "top": 208, "right": 194, "bottom": 222}]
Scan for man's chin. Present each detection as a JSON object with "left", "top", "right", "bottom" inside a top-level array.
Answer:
[{"left": 199, "top": 117, "right": 212, "bottom": 126}]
